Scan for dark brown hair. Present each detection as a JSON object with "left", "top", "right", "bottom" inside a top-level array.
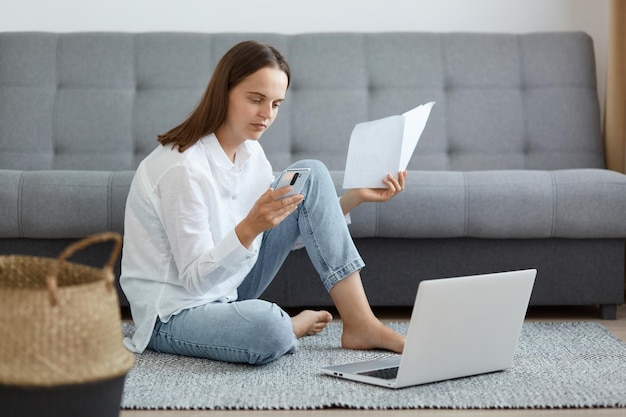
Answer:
[{"left": 157, "top": 40, "right": 291, "bottom": 152}]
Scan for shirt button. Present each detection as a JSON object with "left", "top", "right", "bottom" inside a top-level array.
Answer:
[{"left": 231, "top": 195, "right": 237, "bottom": 200}]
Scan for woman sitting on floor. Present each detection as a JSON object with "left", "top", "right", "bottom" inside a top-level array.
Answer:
[{"left": 120, "top": 40, "right": 407, "bottom": 365}]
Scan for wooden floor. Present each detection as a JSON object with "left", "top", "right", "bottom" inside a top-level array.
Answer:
[{"left": 120, "top": 304, "right": 626, "bottom": 417}]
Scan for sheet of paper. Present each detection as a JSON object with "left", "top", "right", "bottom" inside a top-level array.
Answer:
[
  {"left": 343, "top": 115, "right": 404, "bottom": 189},
  {"left": 342, "top": 102, "right": 435, "bottom": 189},
  {"left": 399, "top": 102, "right": 435, "bottom": 170}
]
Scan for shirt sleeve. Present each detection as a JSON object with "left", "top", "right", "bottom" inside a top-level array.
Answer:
[{"left": 157, "top": 165, "right": 257, "bottom": 296}]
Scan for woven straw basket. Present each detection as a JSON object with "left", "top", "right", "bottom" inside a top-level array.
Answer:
[{"left": 0, "top": 232, "right": 134, "bottom": 387}]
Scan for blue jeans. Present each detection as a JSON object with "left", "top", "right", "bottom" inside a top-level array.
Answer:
[{"left": 148, "top": 160, "right": 365, "bottom": 365}]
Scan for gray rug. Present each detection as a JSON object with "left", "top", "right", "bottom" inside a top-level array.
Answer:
[{"left": 121, "top": 322, "right": 626, "bottom": 410}]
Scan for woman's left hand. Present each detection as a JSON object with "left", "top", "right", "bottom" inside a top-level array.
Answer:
[
  {"left": 357, "top": 170, "right": 407, "bottom": 203},
  {"left": 340, "top": 171, "right": 407, "bottom": 215}
]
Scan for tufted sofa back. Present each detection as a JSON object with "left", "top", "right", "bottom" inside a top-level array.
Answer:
[{"left": 0, "top": 32, "right": 603, "bottom": 172}]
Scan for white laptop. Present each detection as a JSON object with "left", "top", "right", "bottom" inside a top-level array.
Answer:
[{"left": 321, "top": 269, "right": 536, "bottom": 389}]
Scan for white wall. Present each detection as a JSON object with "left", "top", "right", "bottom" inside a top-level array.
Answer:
[{"left": 1, "top": 0, "right": 610, "bottom": 112}]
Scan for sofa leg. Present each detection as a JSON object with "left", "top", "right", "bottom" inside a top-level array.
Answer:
[{"left": 599, "top": 304, "right": 617, "bottom": 320}]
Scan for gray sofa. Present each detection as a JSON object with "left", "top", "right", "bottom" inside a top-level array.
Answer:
[{"left": 1, "top": 32, "right": 625, "bottom": 319}]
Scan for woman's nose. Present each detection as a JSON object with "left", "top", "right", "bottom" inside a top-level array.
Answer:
[{"left": 259, "top": 103, "right": 274, "bottom": 119}]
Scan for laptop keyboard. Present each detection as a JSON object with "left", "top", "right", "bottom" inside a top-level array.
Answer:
[{"left": 358, "top": 366, "right": 399, "bottom": 380}]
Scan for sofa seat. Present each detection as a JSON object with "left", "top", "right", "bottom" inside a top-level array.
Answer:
[{"left": 3, "top": 169, "right": 626, "bottom": 242}]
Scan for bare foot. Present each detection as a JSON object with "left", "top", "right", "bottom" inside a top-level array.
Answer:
[
  {"left": 291, "top": 310, "right": 333, "bottom": 338},
  {"left": 341, "top": 319, "right": 405, "bottom": 353}
]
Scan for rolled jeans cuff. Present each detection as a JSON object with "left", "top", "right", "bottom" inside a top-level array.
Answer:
[{"left": 322, "top": 257, "right": 365, "bottom": 292}]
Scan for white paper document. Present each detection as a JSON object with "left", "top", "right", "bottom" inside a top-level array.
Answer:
[{"left": 342, "top": 102, "right": 435, "bottom": 189}]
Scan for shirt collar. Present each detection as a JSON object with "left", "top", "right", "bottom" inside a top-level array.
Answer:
[{"left": 201, "top": 134, "right": 252, "bottom": 171}]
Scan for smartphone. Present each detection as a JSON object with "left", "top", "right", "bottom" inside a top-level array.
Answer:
[{"left": 273, "top": 168, "right": 311, "bottom": 200}]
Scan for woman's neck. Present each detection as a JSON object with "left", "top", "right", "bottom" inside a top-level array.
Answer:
[{"left": 214, "top": 132, "right": 242, "bottom": 163}]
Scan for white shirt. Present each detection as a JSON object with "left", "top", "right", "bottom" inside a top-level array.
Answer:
[{"left": 120, "top": 134, "right": 274, "bottom": 352}]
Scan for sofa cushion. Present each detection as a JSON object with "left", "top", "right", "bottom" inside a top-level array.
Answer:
[
  {"left": 5, "top": 169, "right": 626, "bottom": 241},
  {"left": 0, "top": 171, "right": 132, "bottom": 238},
  {"left": 344, "top": 169, "right": 626, "bottom": 239}
]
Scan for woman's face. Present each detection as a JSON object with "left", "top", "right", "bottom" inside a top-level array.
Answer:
[{"left": 217, "top": 66, "right": 289, "bottom": 146}]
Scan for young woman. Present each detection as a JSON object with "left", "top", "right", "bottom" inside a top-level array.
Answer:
[{"left": 121, "top": 40, "right": 407, "bottom": 365}]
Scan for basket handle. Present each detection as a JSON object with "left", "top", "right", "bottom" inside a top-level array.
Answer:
[{"left": 46, "top": 232, "right": 123, "bottom": 306}]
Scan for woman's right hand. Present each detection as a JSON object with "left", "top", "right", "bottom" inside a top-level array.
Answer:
[{"left": 235, "top": 187, "right": 303, "bottom": 248}]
